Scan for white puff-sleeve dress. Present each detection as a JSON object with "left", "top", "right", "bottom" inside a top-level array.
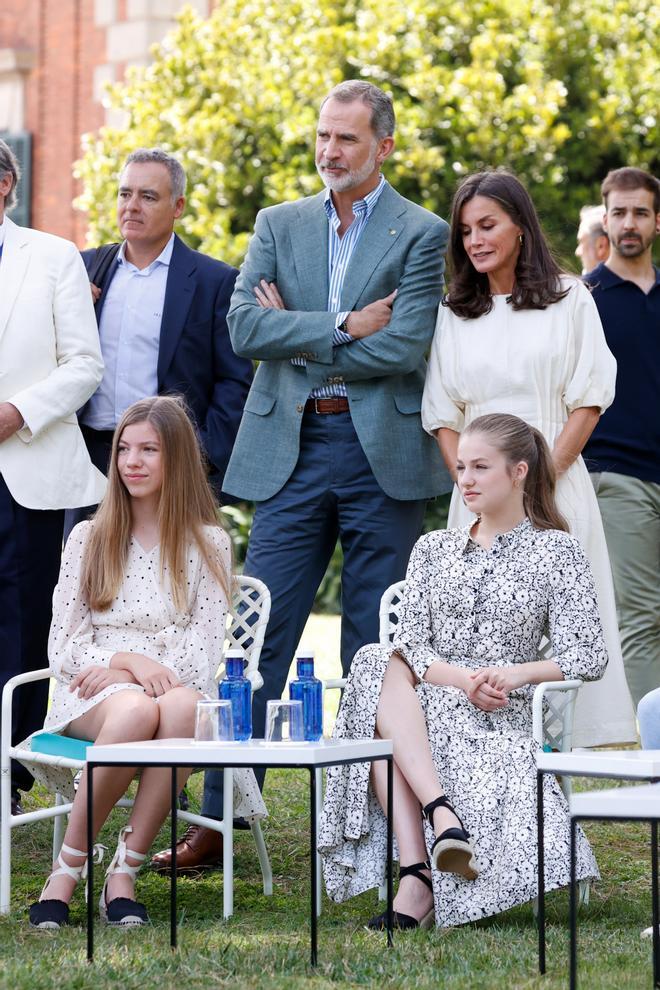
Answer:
[
  {"left": 421, "top": 277, "right": 635, "bottom": 746},
  {"left": 20, "top": 520, "right": 267, "bottom": 819}
]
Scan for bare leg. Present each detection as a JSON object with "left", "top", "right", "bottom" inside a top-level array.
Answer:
[
  {"left": 106, "top": 686, "right": 202, "bottom": 901},
  {"left": 376, "top": 653, "right": 462, "bottom": 836},
  {"left": 371, "top": 653, "right": 468, "bottom": 913},
  {"left": 40, "top": 691, "right": 159, "bottom": 904},
  {"left": 371, "top": 747, "right": 432, "bottom": 919}
]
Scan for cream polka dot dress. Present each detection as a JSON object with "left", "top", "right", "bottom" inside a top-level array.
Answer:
[{"left": 20, "top": 521, "right": 266, "bottom": 819}]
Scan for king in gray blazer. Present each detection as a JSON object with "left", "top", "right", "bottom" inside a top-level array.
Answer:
[{"left": 196, "top": 81, "right": 451, "bottom": 844}]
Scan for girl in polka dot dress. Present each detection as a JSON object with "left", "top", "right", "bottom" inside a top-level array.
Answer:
[{"left": 27, "top": 396, "right": 265, "bottom": 930}]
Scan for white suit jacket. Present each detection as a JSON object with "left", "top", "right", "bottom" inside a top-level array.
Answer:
[{"left": 0, "top": 216, "right": 107, "bottom": 509}]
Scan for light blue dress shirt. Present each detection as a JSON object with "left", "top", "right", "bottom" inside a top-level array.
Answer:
[
  {"left": 292, "top": 175, "right": 387, "bottom": 399},
  {"left": 82, "top": 234, "right": 174, "bottom": 429}
]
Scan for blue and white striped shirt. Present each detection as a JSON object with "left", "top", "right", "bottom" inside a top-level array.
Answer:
[{"left": 294, "top": 174, "right": 387, "bottom": 399}]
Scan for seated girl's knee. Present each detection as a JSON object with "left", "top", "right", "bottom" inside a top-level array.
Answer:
[
  {"left": 107, "top": 692, "right": 159, "bottom": 732},
  {"left": 385, "top": 650, "right": 415, "bottom": 685},
  {"left": 158, "top": 685, "right": 201, "bottom": 714}
]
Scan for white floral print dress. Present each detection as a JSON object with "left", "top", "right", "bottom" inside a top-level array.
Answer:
[
  {"left": 319, "top": 519, "right": 607, "bottom": 927},
  {"left": 19, "top": 521, "right": 266, "bottom": 820}
]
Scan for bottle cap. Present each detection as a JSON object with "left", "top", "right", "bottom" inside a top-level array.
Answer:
[
  {"left": 224, "top": 650, "right": 246, "bottom": 675},
  {"left": 296, "top": 646, "right": 314, "bottom": 660}
]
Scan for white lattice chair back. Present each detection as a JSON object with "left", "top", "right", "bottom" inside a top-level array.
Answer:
[
  {"left": 218, "top": 575, "right": 271, "bottom": 692},
  {"left": 531, "top": 637, "right": 580, "bottom": 753},
  {"left": 378, "top": 581, "right": 581, "bottom": 760},
  {"left": 378, "top": 580, "right": 406, "bottom": 646}
]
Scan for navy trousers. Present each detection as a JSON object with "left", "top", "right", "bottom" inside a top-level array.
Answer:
[
  {"left": 202, "top": 410, "right": 425, "bottom": 816},
  {"left": 0, "top": 474, "right": 64, "bottom": 795}
]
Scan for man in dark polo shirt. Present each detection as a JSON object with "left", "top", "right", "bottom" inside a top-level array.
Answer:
[{"left": 583, "top": 166, "right": 660, "bottom": 708}]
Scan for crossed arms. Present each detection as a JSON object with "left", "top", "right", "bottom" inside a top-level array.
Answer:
[{"left": 227, "top": 207, "right": 448, "bottom": 380}]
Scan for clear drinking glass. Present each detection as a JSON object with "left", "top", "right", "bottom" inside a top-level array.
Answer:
[
  {"left": 194, "top": 700, "right": 234, "bottom": 743},
  {"left": 265, "top": 699, "right": 304, "bottom": 743}
]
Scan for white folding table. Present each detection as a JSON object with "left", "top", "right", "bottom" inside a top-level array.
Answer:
[
  {"left": 85, "top": 736, "right": 394, "bottom": 965},
  {"left": 536, "top": 749, "right": 660, "bottom": 977},
  {"left": 569, "top": 783, "right": 660, "bottom": 990}
]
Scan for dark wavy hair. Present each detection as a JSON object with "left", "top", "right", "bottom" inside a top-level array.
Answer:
[{"left": 445, "top": 170, "right": 569, "bottom": 319}]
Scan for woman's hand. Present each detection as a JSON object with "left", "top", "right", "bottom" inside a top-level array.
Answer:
[
  {"left": 70, "top": 666, "right": 136, "bottom": 701},
  {"left": 552, "top": 406, "right": 600, "bottom": 476},
  {"left": 464, "top": 674, "right": 509, "bottom": 711},
  {"left": 426, "top": 664, "right": 507, "bottom": 711},
  {"left": 435, "top": 428, "right": 460, "bottom": 483},
  {"left": 112, "top": 652, "right": 182, "bottom": 697},
  {"left": 463, "top": 666, "right": 525, "bottom": 711},
  {"left": 470, "top": 666, "right": 525, "bottom": 695}
]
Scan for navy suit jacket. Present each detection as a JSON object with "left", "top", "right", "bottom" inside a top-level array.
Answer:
[{"left": 81, "top": 234, "right": 253, "bottom": 493}]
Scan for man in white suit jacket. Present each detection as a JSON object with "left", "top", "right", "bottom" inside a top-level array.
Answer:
[{"left": 0, "top": 140, "right": 106, "bottom": 814}]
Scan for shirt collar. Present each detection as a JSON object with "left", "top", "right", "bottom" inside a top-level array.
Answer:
[
  {"left": 587, "top": 261, "right": 660, "bottom": 291},
  {"left": 117, "top": 231, "right": 175, "bottom": 273},
  {"left": 0, "top": 215, "right": 5, "bottom": 248},
  {"left": 459, "top": 516, "right": 533, "bottom": 555},
  {"left": 323, "top": 174, "right": 387, "bottom": 226}
]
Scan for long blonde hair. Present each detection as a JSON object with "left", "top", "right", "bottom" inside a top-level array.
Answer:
[
  {"left": 462, "top": 413, "right": 569, "bottom": 532},
  {"left": 82, "top": 396, "right": 231, "bottom": 610}
]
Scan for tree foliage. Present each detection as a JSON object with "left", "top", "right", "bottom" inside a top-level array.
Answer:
[{"left": 76, "top": 0, "right": 658, "bottom": 264}]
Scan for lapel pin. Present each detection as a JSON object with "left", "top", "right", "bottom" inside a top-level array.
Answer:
[{"left": 389, "top": 228, "right": 397, "bottom": 235}]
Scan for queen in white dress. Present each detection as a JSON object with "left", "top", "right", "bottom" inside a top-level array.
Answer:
[{"left": 421, "top": 170, "right": 635, "bottom": 746}]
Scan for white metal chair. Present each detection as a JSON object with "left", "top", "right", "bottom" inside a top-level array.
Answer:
[
  {"left": 0, "top": 575, "right": 273, "bottom": 918},
  {"left": 317, "top": 579, "right": 584, "bottom": 912}
]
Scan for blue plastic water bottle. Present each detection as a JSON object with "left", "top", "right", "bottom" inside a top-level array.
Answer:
[
  {"left": 219, "top": 650, "right": 252, "bottom": 741},
  {"left": 289, "top": 649, "right": 323, "bottom": 741}
]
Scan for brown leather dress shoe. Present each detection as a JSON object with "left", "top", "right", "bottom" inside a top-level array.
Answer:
[{"left": 150, "top": 825, "right": 223, "bottom": 873}]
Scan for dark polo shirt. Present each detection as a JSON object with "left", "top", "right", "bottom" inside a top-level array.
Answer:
[{"left": 582, "top": 262, "right": 660, "bottom": 484}]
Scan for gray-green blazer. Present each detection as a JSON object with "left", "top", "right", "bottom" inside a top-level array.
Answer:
[{"left": 223, "top": 182, "right": 452, "bottom": 501}]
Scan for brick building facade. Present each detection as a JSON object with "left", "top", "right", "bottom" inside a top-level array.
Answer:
[{"left": 0, "top": 0, "right": 210, "bottom": 244}]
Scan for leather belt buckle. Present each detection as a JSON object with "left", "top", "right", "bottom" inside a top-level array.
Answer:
[{"left": 305, "top": 396, "right": 349, "bottom": 414}]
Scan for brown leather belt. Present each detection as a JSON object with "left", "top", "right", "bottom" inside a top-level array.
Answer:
[{"left": 304, "top": 397, "right": 350, "bottom": 414}]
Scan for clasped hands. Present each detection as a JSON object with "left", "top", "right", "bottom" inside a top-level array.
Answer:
[
  {"left": 70, "top": 653, "right": 182, "bottom": 701},
  {"left": 461, "top": 666, "right": 525, "bottom": 712},
  {"left": 253, "top": 279, "right": 397, "bottom": 339}
]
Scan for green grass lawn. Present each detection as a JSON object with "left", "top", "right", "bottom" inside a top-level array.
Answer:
[
  {"left": 1, "top": 774, "right": 655, "bottom": 990},
  {"left": 1, "top": 617, "right": 654, "bottom": 989}
]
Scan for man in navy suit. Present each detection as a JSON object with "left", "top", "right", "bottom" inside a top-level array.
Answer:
[
  {"left": 73, "top": 148, "right": 251, "bottom": 871},
  {"left": 69, "top": 148, "right": 252, "bottom": 522}
]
